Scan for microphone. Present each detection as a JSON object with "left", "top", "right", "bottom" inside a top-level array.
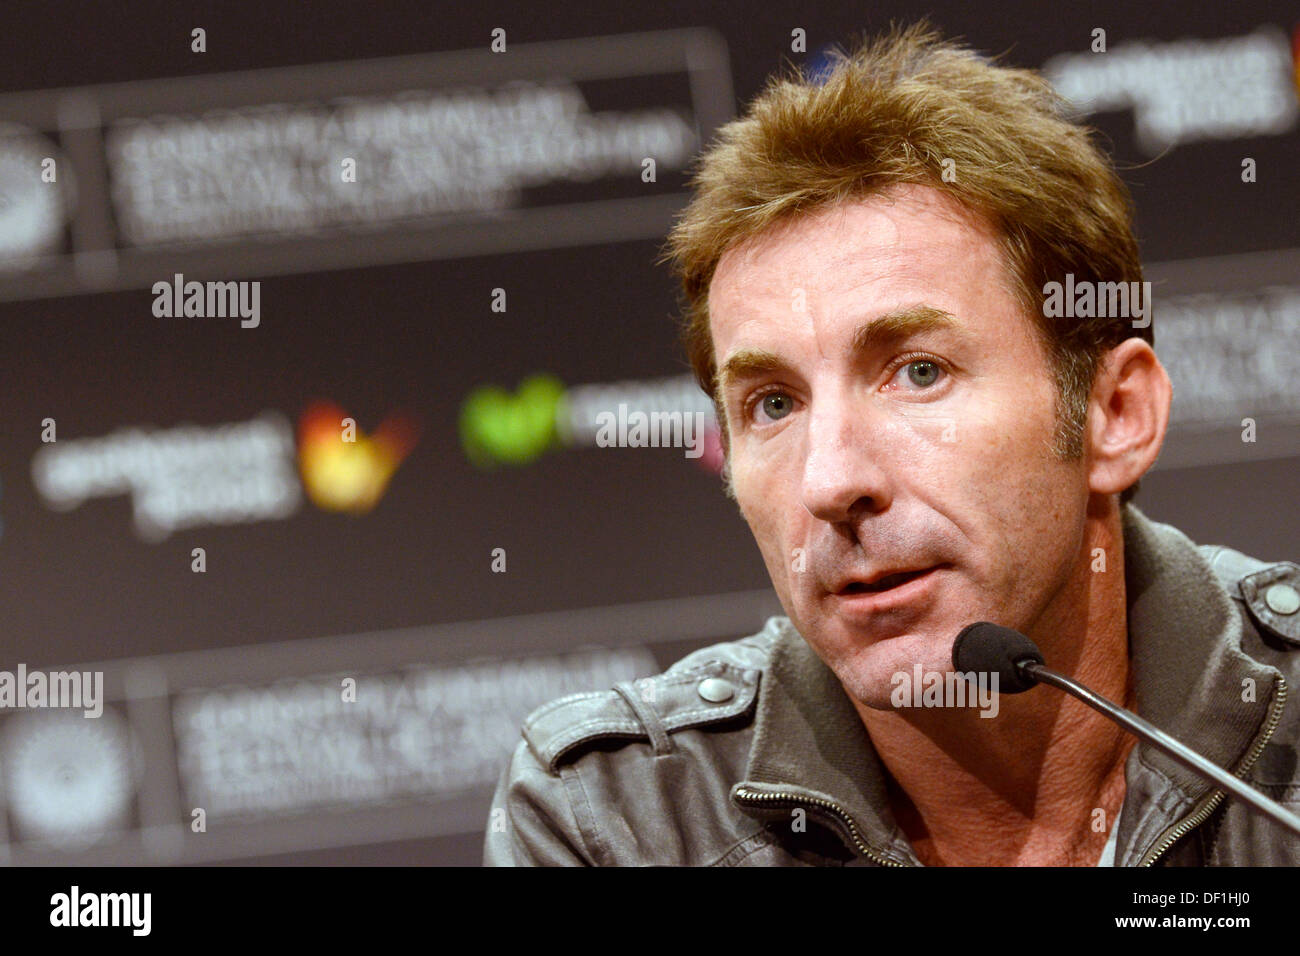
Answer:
[{"left": 952, "top": 621, "right": 1300, "bottom": 839}]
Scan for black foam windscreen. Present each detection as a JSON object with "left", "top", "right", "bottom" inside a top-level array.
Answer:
[{"left": 951, "top": 622, "right": 1045, "bottom": 693}]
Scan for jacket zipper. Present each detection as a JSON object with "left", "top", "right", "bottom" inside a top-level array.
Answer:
[
  {"left": 733, "top": 786, "right": 909, "bottom": 867},
  {"left": 1138, "top": 675, "right": 1288, "bottom": 867}
]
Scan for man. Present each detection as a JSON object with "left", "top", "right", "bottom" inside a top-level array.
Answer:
[{"left": 483, "top": 23, "right": 1300, "bottom": 866}]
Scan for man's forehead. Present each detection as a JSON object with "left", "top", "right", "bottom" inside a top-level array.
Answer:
[
  {"left": 705, "top": 189, "right": 1035, "bottom": 390},
  {"left": 709, "top": 187, "right": 1001, "bottom": 315}
]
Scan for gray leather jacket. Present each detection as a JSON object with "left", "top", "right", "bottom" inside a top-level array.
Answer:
[{"left": 484, "top": 504, "right": 1300, "bottom": 866}]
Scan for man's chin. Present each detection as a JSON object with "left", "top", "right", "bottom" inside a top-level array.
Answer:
[{"left": 824, "top": 629, "right": 960, "bottom": 711}]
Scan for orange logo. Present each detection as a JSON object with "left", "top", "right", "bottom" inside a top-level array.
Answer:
[{"left": 297, "top": 401, "right": 419, "bottom": 514}]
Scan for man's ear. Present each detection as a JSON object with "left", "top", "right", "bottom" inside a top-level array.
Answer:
[{"left": 1086, "top": 338, "right": 1172, "bottom": 496}]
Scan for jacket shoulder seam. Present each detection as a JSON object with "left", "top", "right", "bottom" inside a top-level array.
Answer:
[
  {"left": 520, "top": 630, "right": 777, "bottom": 772},
  {"left": 1198, "top": 545, "right": 1300, "bottom": 648}
]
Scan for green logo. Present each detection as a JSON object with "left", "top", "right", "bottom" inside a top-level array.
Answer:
[{"left": 459, "top": 374, "right": 567, "bottom": 468}]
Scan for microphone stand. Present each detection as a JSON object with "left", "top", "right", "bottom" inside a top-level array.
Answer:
[{"left": 1019, "top": 659, "right": 1300, "bottom": 839}]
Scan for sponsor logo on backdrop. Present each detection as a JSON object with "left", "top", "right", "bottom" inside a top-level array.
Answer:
[
  {"left": 459, "top": 372, "right": 725, "bottom": 472},
  {"left": 0, "top": 603, "right": 688, "bottom": 862},
  {"left": 0, "top": 123, "right": 74, "bottom": 269},
  {"left": 1, "top": 709, "right": 137, "bottom": 849},
  {"left": 171, "top": 648, "right": 654, "bottom": 820},
  {"left": 0, "top": 30, "right": 732, "bottom": 300},
  {"left": 31, "top": 412, "right": 302, "bottom": 541},
  {"left": 298, "top": 401, "right": 419, "bottom": 514},
  {"left": 30, "top": 402, "right": 417, "bottom": 539},
  {"left": 1158, "top": 284, "right": 1300, "bottom": 426},
  {"left": 32, "top": 372, "right": 738, "bottom": 539},
  {"left": 1044, "top": 25, "right": 1298, "bottom": 154},
  {"left": 109, "top": 81, "right": 694, "bottom": 246}
]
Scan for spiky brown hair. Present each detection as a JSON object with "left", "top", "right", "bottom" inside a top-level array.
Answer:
[{"left": 659, "top": 20, "right": 1151, "bottom": 503}]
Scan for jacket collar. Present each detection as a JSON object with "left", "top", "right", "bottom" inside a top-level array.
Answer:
[{"left": 733, "top": 503, "right": 1286, "bottom": 865}]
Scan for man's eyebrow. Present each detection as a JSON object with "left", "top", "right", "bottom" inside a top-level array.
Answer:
[
  {"left": 851, "top": 304, "right": 966, "bottom": 354},
  {"left": 716, "top": 348, "right": 786, "bottom": 396},
  {"left": 715, "top": 304, "right": 967, "bottom": 396}
]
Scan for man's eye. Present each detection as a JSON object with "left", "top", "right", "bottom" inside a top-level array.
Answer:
[
  {"left": 755, "top": 392, "right": 794, "bottom": 422},
  {"left": 901, "top": 359, "right": 942, "bottom": 388}
]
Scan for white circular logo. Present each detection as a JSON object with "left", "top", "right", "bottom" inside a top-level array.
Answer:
[
  {"left": 3, "top": 708, "right": 137, "bottom": 849},
  {"left": 0, "top": 122, "right": 75, "bottom": 270}
]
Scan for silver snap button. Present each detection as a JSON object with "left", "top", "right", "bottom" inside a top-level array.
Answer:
[
  {"left": 1265, "top": 583, "right": 1300, "bottom": 616},
  {"left": 697, "top": 677, "right": 735, "bottom": 703}
]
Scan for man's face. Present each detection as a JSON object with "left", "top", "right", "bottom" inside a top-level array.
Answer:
[{"left": 708, "top": 185, "right": 1092, "bottom": 709}]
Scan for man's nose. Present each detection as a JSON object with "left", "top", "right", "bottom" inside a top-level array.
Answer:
[{"left": 800, "top": 392, "right": 894, "bottom": 523}]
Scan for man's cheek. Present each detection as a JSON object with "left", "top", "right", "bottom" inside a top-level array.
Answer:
[
  {"left": 730, "top": 457, "right": 758, "bottom": 523},
  {"left": 733, "top": 456, "right": 796, "bottom": 574},
  {"left": 729, "top": 446, "right": 774, "bottom": 515},
  {"left": 895, "top": 395, "right": 1006, "bottom": 449}
]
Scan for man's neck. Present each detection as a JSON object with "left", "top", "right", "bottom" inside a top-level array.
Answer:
[{"left": 853, "top": 498, "right": 1135, "bottom": 866}]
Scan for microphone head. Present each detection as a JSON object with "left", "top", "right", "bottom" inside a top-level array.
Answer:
[{"left": 951, "top": 622, "right": 1045, "bottom": 693}]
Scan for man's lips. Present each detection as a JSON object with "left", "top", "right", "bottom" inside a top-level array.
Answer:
[
  {"left": 824, "top": 564, "right": 948, "bottom": 616},
  {"left": 832, "top": 564, "right": 946, "bottom": 595}
]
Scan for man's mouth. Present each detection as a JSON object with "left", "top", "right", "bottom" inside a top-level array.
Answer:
[
  {"left": 836, "top": 566, "right": 942, "bottom": 594},
  {"left": 826, "top": 564, "right": 947, "bottom": 616}
]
